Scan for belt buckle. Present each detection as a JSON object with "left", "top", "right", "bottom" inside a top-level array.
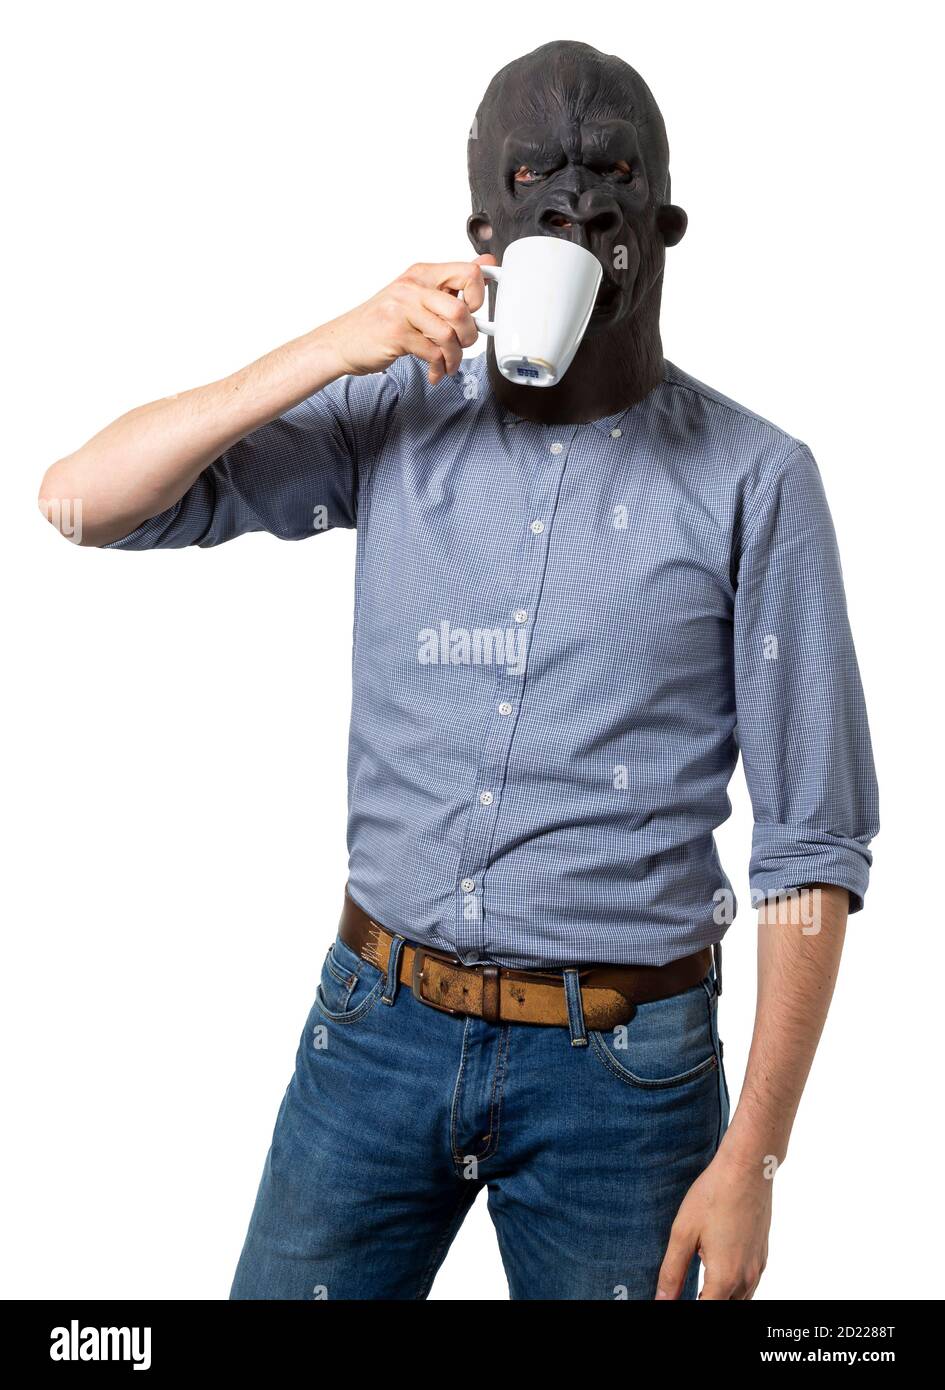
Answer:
[{"left": 412, "top": 947, "right": 465, "bottom": 1017}]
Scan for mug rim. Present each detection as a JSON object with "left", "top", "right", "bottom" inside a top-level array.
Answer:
[{"left": 504, "top": 235, "right": 600, "bottom": 264}]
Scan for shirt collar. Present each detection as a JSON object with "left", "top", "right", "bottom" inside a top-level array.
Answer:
[
  {"left": 590, "top": 405, "right": 633, "bottom": 436},
  {"left": 498, "top": 399, "right": 632, "bottom": 437}
]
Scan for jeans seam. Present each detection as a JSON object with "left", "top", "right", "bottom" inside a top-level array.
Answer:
[
  {"left": 325, "top": 953, "right": 356, "bottom": 987},
  {"left": 475, "top": 1025, "right": 510, "bottom": 1163},
  {"left": 449, "top": 1017, "right": 472, "bottom": 1168},
  {"left": 313, "top": 978, "right": 385, "bottom": 1026},
  {"left": 706, "top": 983, "right": 726, "bottom": 1152}
]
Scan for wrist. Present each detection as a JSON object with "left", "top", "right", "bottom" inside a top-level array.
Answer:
[
  {"left": 717, "top": 1124, "right": 787, "bottom": 1181},
  {"left": 306, "top": 319, "right": 357, "bottom": 383}
]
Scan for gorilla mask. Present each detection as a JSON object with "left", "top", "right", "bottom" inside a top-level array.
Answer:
[{"left": 468, "top": 41, "right": 686, "bottom": 424}]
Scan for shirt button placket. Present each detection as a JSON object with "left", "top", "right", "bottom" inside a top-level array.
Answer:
[{"left": 453, "top": 427, "right": 576, "bottom": 959}]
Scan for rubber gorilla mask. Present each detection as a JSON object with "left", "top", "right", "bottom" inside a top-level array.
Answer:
[{"left": 468, "top": 41, "right": 686, "bottom": 424}]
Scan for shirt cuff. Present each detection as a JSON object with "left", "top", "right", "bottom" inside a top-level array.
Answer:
[
  {"left": 100, "top": 501, "right": 183, "bottom": 549},
  {"left": 749, "top": 827, "right": 873, "bottom": 914}
]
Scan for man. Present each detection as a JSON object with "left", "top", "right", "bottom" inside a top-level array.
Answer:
[{"left": 40, "top": 42, "right": 878, "bottom": 1300}]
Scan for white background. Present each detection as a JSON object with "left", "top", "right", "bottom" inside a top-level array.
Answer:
[{"left": 3, "top": 0, "right": 941, "bottom": 1300}]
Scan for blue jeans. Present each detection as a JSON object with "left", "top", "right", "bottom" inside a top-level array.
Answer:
[{"left": 230, "top": 933, "right": 730, "bottom": 1300}]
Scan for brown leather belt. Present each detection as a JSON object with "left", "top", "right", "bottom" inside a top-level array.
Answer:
[{"left": 339, "top": 891, "right": 714, "bottom": 1031}]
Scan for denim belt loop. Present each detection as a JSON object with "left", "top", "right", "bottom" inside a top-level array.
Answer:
[
  {"left": 382, "top": 934, "right": 406, "bottom": 1005},
  {"left": 712, "top": 942, "right": 723, "bottom": 997},
  {"left": 563, "top": 968, "right": 588, "bottom": 1047}
]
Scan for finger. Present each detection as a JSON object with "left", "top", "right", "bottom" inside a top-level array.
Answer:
[
  {"left": 401, "top": 329, "right": 448, "bottom": 384},
  {"left": 400, "top": 261, "right": 487, "bottom": 297},
  {"left": 467, "top": 254, "right": 498, "bottom": 312},
  {"left": 698, "top": 1265, "right": 738, "bottom": 1300},
  {"left": 405, "top": 301, "right": 463, "bottom": 352},
  {"left": 655, "top": 1223, "right": 698, "bottom": 1300},
  {"left": 454, "top": 263, "right": 487, "bottom": 314},
  {"left": 425, "top": 261, "right": 487, "bottom": 316},
  {"left": 404, "top": 306, "right": 464, "bottom": 374},
  {"left": 419, "top": 288, "right": 479, "bottom": 349}
]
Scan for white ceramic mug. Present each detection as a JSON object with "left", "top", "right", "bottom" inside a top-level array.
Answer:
[{"left": 472, "top": 236, "right": 603, "bottom": 387}]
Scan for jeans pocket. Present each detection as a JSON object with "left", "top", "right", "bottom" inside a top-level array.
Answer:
[
  {"left": 314, "top": 936, "right": 385, "bottom": 1024},
  {"left": 589, "top": 979, "right": 720, "bottom": 1090}
]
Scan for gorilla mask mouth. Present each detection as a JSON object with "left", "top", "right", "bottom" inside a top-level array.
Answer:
[
  {"left": 593, "top": 274, "right": 623, "bottom": 318},
  {"left": 587, "top": 223, "right": 643, "bottom": 331}
]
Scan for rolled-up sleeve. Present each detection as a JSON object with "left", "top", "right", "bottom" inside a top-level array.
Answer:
[
  {"left": 734, "top": 443, "right": 879, "bottom": 911},
  {"left": 103, "top": 367, "right": 401, "bottom": 550}
]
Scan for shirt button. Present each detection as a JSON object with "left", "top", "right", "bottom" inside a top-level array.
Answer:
[
  {"left": 611, "top": 427, "right": 622, "bottom": 438},
  {"left": 550, "top": 441, "right": 564, "bottom": 454},
  {"left": 479, "top": 790, "right": 494, "bottom": 806},
  {"left": 513, "top": 609, "right": 528, "bottom": 623},
  {"left": 460, "top": 878, "right": 475, "bottom": 892},
  {"left": 498, "top": 702, "right": 513, "bottom": 716},
  {"left": 530, "top": 519, "right": 545, "bottom": 534}
]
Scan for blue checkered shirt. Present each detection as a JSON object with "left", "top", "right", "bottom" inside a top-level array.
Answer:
[{"left": 106, "top": 353, "right": 879, "bottom": 967}]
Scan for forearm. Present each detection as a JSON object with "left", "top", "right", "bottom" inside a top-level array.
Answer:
[
  {"left": 39, "top": 324, "right": 347, "bottom": 548},
  {"left": 722, "top": 884, "right": 849, "bottom": 1171},
  {"left": 40, "top": 259, "right": 493, "bottom": 549}
]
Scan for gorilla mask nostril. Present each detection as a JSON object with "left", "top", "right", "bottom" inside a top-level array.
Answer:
[{"left": 540, "top": 211, "right": 574, "bottom": 232}]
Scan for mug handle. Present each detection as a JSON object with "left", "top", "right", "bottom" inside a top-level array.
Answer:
[{"left": 469, "top": 264, "right": 502, "bottom": 336}]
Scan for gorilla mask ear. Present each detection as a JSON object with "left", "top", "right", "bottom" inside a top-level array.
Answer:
[
  {"left": 656, "top": 204, "right": 688, "bottom": 248},
  {"left": 467, "top": 212, "right": 494, "bottom": 254}
]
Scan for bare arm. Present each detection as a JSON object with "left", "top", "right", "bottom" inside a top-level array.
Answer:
[
  {"left": 729, "top": 885, "right": 847, "bottom": 1165},
  {"left": 39, "top": 260, "right": 493, "bottom": 548},
  {"left": 656, "top": 884, "right": 849, "bottom": 1300},
  {"left": 40, "top": 331, "right": 349, "bottom": 547}
]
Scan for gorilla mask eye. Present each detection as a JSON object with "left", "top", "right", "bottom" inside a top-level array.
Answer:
[
  {"left": 513, "top": 166, "right": 546, "bottom": 185},
  {"left": 606, "top": 160, "right": 633, "bottom": 179}
]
